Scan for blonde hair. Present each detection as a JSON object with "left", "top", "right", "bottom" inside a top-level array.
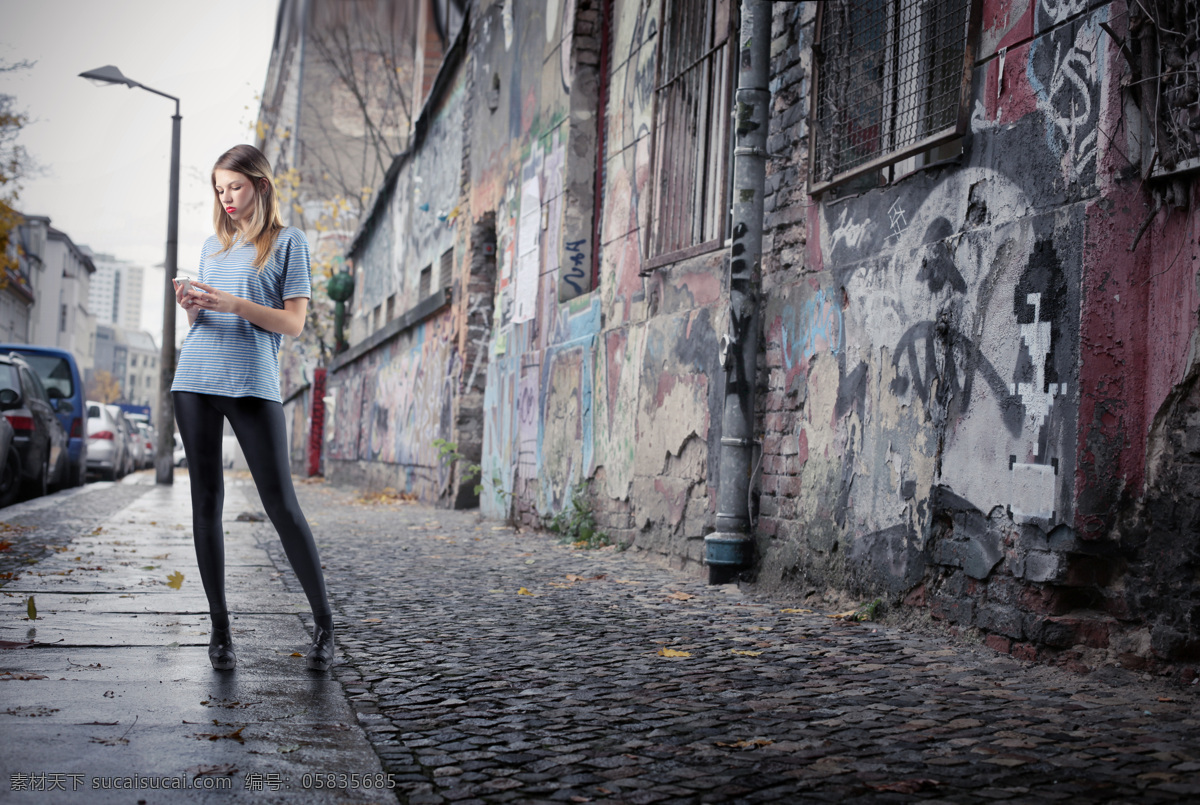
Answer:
[{"left": 211, "top": 144, "right": 284, "bottom": 269}]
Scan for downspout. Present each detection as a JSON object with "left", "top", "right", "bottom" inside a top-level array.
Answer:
[{"left": 705, "top": 0, "right": 771, "bottom": 584}]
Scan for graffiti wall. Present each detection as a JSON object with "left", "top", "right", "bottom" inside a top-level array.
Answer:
[
  {"left": 756, "top": 0, "right": 1200, "bottom": 671},
  {"left": 324, "top": 58, "right": 468, "bottom": 501}
]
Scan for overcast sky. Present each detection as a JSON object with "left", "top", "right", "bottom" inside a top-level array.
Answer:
[{"left": 0, "top": 0, "right": 279, "bottom": 344}]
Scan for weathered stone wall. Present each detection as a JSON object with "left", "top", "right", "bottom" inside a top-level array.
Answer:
[{"left": 749, "top": 0, "right": 1200, "bottom": 677}]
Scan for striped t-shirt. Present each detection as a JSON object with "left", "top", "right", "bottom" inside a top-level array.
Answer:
[{"left": 171, "top": 227, "right": 311, "bottom": 402}]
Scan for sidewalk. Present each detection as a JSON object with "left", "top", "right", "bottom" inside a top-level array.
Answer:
[{"left": 0, "top": 473, "right": 396, "bottom": 804}]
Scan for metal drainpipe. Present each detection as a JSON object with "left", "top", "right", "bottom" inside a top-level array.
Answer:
[{"left": 706, "top": 0, "right": 772, "bottom": 584}]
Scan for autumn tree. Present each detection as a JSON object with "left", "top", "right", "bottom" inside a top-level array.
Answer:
[
  {"left": 258, "top": 1, "right": 419, "bottom": 367},
  {"left": 0, "top": 60, "right": 35, "bottom": 280},
  {"left": 88, "top": 371, "right": 122, "bottom": 404}
]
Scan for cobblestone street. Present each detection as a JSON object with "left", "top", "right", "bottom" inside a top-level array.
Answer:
[{"left": 260, "top": 482, "right": 1200, "bottom": 804}]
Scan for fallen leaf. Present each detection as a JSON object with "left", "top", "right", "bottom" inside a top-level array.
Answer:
[
  {"left": 658, "top": 648, "right": 691, "bottom": 658},
  {"left": 0, "top": 671, "right": 47, "bottom": 680},
  {"left": 290, "top": 652, "right": 303, "bottom": 658},
  {"left": 26, "top": 596, "right": 36, "bottom": 620},
  {"left": 666, "top": 592, "right": 695, "bottom": 601},
  {"left": 362, "top": 618, "right": 382, "bottom": 623},
  {"left": 517, "top": 587, "right": 533, "bottom": 596},
  {"left": 565, "top": 574, "right": 585, "bottom": 581},
  {"left": 1158, "top": 697, "right": 1174, "bottom": 702},
  {"left": 780, "top": 608, "right": 813, "bottom": 614},
  {"left": 196, "top": 726, "right": 246, "bottom": 743},
  {"left": 715, "top": 738, "right": 773, "bottom": 749},
  {"left": 830, "top": 609, "right": 859, "bottom": 619},
  {"left": 0, "top": 540, "right": 11, "bottom": 551},
  {"left": 166, "top": 571, "right": 185, "bottom": 590},
  {"left": 731, "top": 650, "right": 764, "bottom": 656},
  {"left": 277, "top": 744, "right": 301, "bottom": 753}
]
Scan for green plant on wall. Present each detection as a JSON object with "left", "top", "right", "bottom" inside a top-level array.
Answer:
[
  {"left": 546, "top": 483, "right": 610, "bottom": 549},
  {"left": 432, "top": 438, "right": 481, "bottom": 493}
]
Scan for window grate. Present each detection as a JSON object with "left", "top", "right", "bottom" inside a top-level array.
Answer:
[
  {"left": 438, "top": 247, "right": 453, "bottom": 290},
  {"left": 811, "top": 0, "right": 975, "bottom": 192},
  {"left": 648, "top": 0, "right": 735, "bottom": 260}
]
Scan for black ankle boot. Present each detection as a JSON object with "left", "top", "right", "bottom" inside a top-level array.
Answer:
[
  {"left": 306, "top": 625, "right": 335, "bottom": 671},
  {"left": 208, "top": 626, "right": 235, "bottom": 670}
]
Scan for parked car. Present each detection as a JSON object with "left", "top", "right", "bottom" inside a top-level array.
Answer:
[
  {"left": 134, "top": 421, "right": 156, "bottom": 469},
  {"left": 86, "top": 401, "right": 129, "bottom": 481},
  {"left": 122, "top": 415, "right": 145, "bottom": 473},
  {"left": 0, "top": 352, "right": 68, "bottom": 505},
  {"left": 0, "top": 345, "right": 87, "bottom": 488},
  {"left": 174, "top": 432, "right": 187, "bottom": 468},
  {"left": 0, "top": 416, "right": 15, "bottom": 506}
]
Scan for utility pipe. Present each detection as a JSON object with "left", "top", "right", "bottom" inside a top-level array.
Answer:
[{"left": 706, "top": 0, "right": 772, "bottom": 584}]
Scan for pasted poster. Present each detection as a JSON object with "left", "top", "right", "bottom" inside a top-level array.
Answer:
[{"left": 513, "top": 176, "right": 540, "bottom": 323}]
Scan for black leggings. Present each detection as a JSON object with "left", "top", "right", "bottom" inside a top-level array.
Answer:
[{"left": 173, "top": 392, "right": 331, "bottom": 626}]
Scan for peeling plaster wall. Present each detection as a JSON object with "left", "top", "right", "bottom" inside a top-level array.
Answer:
[
  {"left": 474, "top": 0, "right": 607, "bottom": 524},
  {"left": 325, "top": 70, "right": 467, "bottom": 502},
  {"left": 755, "top": 0, "right": 1200, "bottom": 674}
]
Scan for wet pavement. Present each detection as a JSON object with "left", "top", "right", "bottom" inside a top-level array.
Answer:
[
  {"left": 2, "top": 474, "right": 1200, "bottom": 804},
  {"left": 0, "top": 472, "right": 394, "bottom": 804}
]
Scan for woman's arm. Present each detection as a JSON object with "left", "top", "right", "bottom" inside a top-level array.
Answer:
[{"left": 189, "top": 281, "right": 308, "bottom": 337}]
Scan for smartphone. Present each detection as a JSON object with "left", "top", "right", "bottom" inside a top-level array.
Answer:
[{"left": 177, "top": 277, "right": 192, "bottom": 295}]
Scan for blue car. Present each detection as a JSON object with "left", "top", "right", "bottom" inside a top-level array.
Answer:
[{"left": 0, "top": 345, "right": 88, "bottom": 488}]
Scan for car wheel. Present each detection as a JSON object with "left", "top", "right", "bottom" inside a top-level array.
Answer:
[
  {"left": 22, "top": 454, "right": 48, "bottom": 500},
  {"left": 0, "top": 449, "right": 20, "bottom": 508}
]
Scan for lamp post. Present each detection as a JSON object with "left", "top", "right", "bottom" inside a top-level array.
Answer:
[{"left": 80, "top": 65, "right": 180, "bottom": 485}]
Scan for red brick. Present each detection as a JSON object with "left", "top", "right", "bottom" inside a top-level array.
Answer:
[
  {"left": 778, "top": 476, "right": 803, "bottom": 498},
  {"left": 1011, "top": 642, "right": 1038, "bottom": 662},
  {"left": 903, "top": 584, "right": 926, "bottom": 607},
  {"left": 985, "top": 634, "right": 1013, "bottom": 654}
]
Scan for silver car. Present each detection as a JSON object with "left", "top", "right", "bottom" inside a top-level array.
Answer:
[{"left": 86, "top": 402, "right": 128, "bottom": 481}]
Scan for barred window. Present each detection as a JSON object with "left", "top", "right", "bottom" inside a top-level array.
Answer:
[
  {"left": 647, "top": 0, "right": 736, "bottom": 264},
  {"left": 810, "top": 0, "right": 978, "bottom": 193}
]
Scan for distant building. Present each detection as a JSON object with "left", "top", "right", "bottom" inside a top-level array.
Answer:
[
  {"left": 122, "top": 329, "right": 158, "bottom": 410},
  {"left": 25, "top": 223, "right": 95, "bottom": 376},
  {"left": 87, "top": 251, "right": 146, "bottom": 332}
]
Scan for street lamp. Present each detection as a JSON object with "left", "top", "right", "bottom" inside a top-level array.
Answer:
[{"left": 80, "top": 65, "right": 180, "bottom": 485}]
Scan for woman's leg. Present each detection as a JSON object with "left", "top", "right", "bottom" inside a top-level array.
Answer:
[
  {"left": 218, "top": 396, "right": 332, "bottom": 630},
  {"left": 173, "top": 392, "right": 230, "bottom": 628}
]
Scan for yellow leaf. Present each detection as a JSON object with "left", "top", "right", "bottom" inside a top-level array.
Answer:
[
  {"left": 166, "top": 571, "right": 185, "bottom": 590},
  {"left": 362, "top": 618, "right": 382, "bottom": 623},
  {"left": 715, "top": 738, "right": 773, "bottom": 749},
  {"left": 657, "top": 648, "right": 691, "bottom": 658},
  {"left": 830, "top": 609, "right": 859, "bottom": 619},
  {"left": 731, "top": 649, "right": 763, "bottom": 657},
  {"left": 666, "top": 592, "right": 695, "bottom": 601},
  {"left": 290, "top": 652, "right": 303, "bottom": 657},
  {"left": 26, "top": 595, "right": 36, "bottom": 620},
  {"left": 517, "top": 587, "right": 533, "bottom": 596},
  {"left": 780, "top": 608, "right": 812, "bottom": 614}
]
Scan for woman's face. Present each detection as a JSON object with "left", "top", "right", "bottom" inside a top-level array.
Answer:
[{"left": 214, "top": 169, "right": 260, "bottom": 228}]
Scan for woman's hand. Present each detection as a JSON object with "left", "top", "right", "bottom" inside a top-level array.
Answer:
[
  {"left": 185, "top": 280, "right": 308, "bottom": 338},
  {"left": 189, "top": 281, "right": 240, "bottom": 314},
  {"left": 174, "top": 278, "right": 202, "bottom": 311}
]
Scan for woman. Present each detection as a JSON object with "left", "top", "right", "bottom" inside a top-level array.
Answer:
[{"left": 172, "top": 143, "right": 334, "bottom": 672}]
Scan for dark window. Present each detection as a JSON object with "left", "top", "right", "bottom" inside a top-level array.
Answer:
[
  {"left": 439, "top": 247, "right": 453, "bottom": 290},
  {"left": 647, "top": 0, "right": 736, "bottom": 262},
  {"left": 810, "top": 0, "right": 976, "bottom": 193},
  {"left": 386, "top": 294, "right": 395, "bottom": 321},
  {"left": 419, "top": 265, "right": 432, "bottom": 298}
]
